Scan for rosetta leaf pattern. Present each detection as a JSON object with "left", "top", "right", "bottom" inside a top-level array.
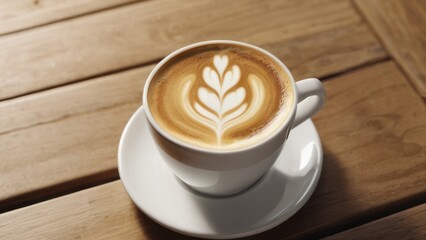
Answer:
[
  {"left": 183, "top": 54, "right": 264, "bottom": 145},
  {"left": 193, "top": 54, "right": 247, "bottom": 144}
]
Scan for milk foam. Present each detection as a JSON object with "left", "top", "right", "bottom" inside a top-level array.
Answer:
[{"left": 148, "top": 44, "right": 293, "bottom": 149}]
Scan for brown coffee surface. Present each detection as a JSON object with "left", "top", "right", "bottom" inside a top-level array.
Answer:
[{"left": 147, "top": 43, "right": 294, "bottom": 149}]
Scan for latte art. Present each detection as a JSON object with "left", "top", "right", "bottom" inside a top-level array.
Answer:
[
  {"left": 148, "top": 44, "right": 294, "bottom": 149},
  {"left": 182, "top": 54, "right": 265, "bottom": 145}
]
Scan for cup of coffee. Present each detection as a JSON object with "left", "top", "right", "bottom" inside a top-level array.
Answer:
[{"left": 143, "top": 40, "right": 325, "bottom": 196}]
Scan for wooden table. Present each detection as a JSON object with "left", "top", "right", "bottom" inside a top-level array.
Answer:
[{"left": 1, "top": 0, "right": 425, "bottom": 239}]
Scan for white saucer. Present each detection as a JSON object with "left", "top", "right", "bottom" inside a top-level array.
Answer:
[{"left": 118, "top": 106, "right": 323, "bottom": 239}]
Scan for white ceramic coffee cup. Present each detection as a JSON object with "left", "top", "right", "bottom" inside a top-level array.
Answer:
[{"left": 143, "top": 40, "right": 325, "bottom": 196}]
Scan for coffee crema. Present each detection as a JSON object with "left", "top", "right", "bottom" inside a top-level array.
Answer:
[{"left": 147, "top": 44, "right": 294, "bottom": 149}]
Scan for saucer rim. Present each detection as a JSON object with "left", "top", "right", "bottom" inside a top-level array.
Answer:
[{"left": 118, "top": 106, "right": 323, "bottom": 239}]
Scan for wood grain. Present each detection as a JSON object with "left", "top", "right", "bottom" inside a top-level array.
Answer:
[
  {"left": 0, "top": 66, "right": 152, "bottom": 210},
  {"left": 0, "top": 0, "right": 141, "bottom": 36},
  {"left": 0, "top": 0, "right": 387, "bottom": 100},
  {"left": 355, "top": 0, "right": 426, "bottom": 97},
  {"left": 0, "top": 0, "right": 388, "bottom": 211},
  {"left": 0, "top": 61, "right": 425, "bottom": 239},
  {"left": 324, "top": 204, "right": 426, "bottom": 240}
]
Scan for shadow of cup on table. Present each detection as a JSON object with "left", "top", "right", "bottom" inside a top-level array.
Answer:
[{"left": 240, "top": 146, "right": 358, "bottom": 240}]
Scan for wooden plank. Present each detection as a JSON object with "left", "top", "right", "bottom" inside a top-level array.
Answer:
[
  {"left": 1, "top": 61, "right": 425, "bottom": 239},
  {"left": 355, "top": 0, "right": 426, "bottom": 97},
  {"left": 0, "top": 0, "right": 387, "bottom": 100},
  {"left": 0, "top": 66, "right": 152, "bottom": 210},
  {"left": 0, "top": 0, "right": 141, "bottom": 36},
  {"left": 0, "top": 182, "right": 149, "bottom": 240},
  {"left": 324, "top": 204, "right": 426, "bottom": 239}
]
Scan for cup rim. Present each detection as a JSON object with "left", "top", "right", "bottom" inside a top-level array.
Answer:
[{"left": 142, "top": 40, "right": 298, "bottom": 154}]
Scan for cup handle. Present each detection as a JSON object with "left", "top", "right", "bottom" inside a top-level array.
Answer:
[{"left": 292, "top": 78, "right": 326, "bottom": 129}]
